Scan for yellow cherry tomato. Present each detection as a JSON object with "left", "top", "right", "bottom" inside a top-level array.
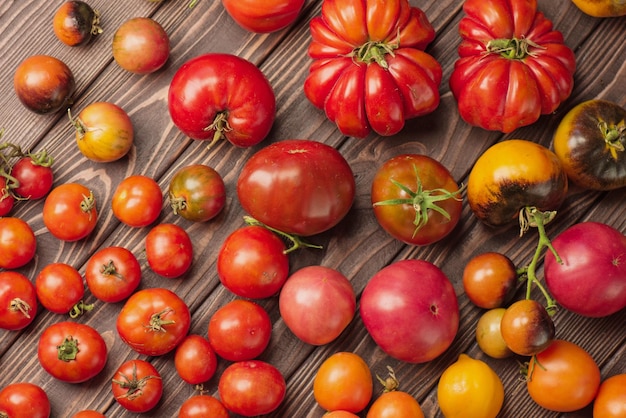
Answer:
[
  {"left": 475, "top": 308, "right": 514, "bottom": 359},
  {"left": 571, "top": 0, "right": 626, "bottom": 17}
]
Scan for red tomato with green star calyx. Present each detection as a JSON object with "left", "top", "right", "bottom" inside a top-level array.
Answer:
[{"left": 112, "top": 359, "right": 163, "bottom": 413}]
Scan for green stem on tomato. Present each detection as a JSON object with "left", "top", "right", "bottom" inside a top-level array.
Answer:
[{"left": 243, "top": 215, "right": 323, "bottom": 254}]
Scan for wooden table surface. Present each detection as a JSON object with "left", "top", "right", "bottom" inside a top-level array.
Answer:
[{"left": 1, "top": 0, "right": 625, "bottom": 417}]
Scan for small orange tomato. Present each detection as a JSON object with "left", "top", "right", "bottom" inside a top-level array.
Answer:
[
  {"left": 500, "top": 299, "right": 555, "bottom": 356},
  {"left": 475, "top": 308, "right": 514, "bottom": 359},
  {"left": 367, "top": 391, "right": 424, "bottom": 418},
  {"left": 571, "top": 0, "right": 626, "bottom": 17},
  {"left": 112, "top": 175, "right": 162, "bottom": 228},
  {"left": 14, "top": 55, "right": 75, "bottom": 114},
  {"left": 463, "top": 252, "right": 517, "bottom": 309},
  {"left": 593, "top": 373, "right": 626, "bottom": 417},
  {"left": 70, "top": 410, "right": 105, "bottom": 418},
  {"left": 324, "top": 412, "right": 360, "bottom": 418},
  {"left": 53, "top": 1, "right": 102, "bottom": 46}
]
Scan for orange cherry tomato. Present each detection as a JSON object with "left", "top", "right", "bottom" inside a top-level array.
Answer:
[
  {"left": 500, "top": 299, "right": 555, "bottom": 356},
  {"left": 112, "top": 175, "right": 162, "bottom": 228},
  {"left": 593, "top": 373, "right": 626, "bottom": 417},
  {"left": 53, "top": 1, "right": 102, "bottom": 46},
  {"left": 462, "top": 252, "right": 517, "bottom": 309}
]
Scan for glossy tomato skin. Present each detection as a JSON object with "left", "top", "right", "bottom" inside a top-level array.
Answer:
[
  {"left": 593, "top": 373, "right": 626, "bottom": 417},
  {"left": 70, "top": 410, "right": 105, "bottom": 418},
  {"left": 0, "top": 217, "right": 36, "bottom": 269},
  {"left": 462, "top": 252, "right": 517, "bottom": 309},
  {"left": 0, "top": 382, "right": 50, "bottom": 418},
  {"left": 450, "top": 0, "right": 576, "bottom": 133},
  {"left": 72, "top": 102, "right": 134, "bottom": 163},
  {"left": 544, "top": 221, "right": 626, "bottom": 317},
  {"left": 179, "top": 395, "right": 229, "bottom": 418},
  {"left": 237, "top": 139, "right": 356, "bottom": 236},
  {"left": 43, "top": 183, "right": 98, "bottom": 241},
  {"left": 467, "top": 139, "right": 568, "bottom": 226},
  {"left": 475, "top": 308, "right": 514, "bottom": 359},
  {"left": 35, "top": 263, "right": 85, "bottom": 315},
  {"left": 367, "top": 391, "right": 424, "bottom": 418},
  {"left": 53, "top": 1, "right": 101, "bottom": 46},
  {"left": 279, "top": 265, "right": 356, "bottom": 345},
  {"left": 500, "top": 299, "right": 555, "bottom": 356},
  {"left": 145, "top": 223, "right": 193, "bottom": 278},
  {"left": 112, "top": 359, "right": 163, "bottom": 413},
  {"left": 371, "top": 154, "right": 462, "bottom": 246},
  {"left": 37, "top": 321, "right": 107, "bottom": 383},
  {"left": 12, "top": 156, "right": 54, "bottom": 200},
  {"left": 0, "top": 271, "right": 37, "bottom": 331},
  {"left": 84, "top": 246, "right": 141, "bottom": 303},
  {"left": 0, "top": 178, "right": 15, "bottom": 216},
  {"left": 116, "top": 287, "right": 191, "bottom": 356},
  {"left": 112, "top": 175, "right": 162, "bottom": 228},
  {"left": 14, "top": 55, "right": 75, "bottom": 114},
  {"left": 360, "top": 259, "right": 459, "bottom": 363},
  {"left": 112, "top": 17, "right": 170, "bottom": 74},
  {"left": 222, "top": 0, "right": 305, "bottom": 33},
  {"left": 174, "top": 334, "right": 218, "bottom": 385},
  {"left": 571, "top": 0, "right": 626, "bottom": 16},
  {"left": 168, "top": 53, "right": 276, "bottom": 146},
  {"left": 218, "top": 360, "right": 286, "bottom": 416},
  {"left": 305, "top": 0, "right": 441, "bottom": 137},
  {"left": 553, "top": 99, "right": 626, "bottom": 190},
  {"left": 168, "top": 164, "right": 226, "bottom": 222},
  {"left": 527, "top": 339, "right": 601, "bottom": 412}
]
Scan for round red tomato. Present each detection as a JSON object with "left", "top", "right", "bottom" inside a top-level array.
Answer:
[
  {"left": 145, "top": 223, "right": 193, "bottom": 278},
  {"left": 168, "top": 53, "right": 276, "bottom": 147},
  {"left": 0, "top": 382, "right": 50, "bottom": 418},
  {"left": 13, "top": 55, "right": 75, "bottom": 114},
  {"left": 116, "top": 287, "right": 191, "bottom": 356},
  {"left": 313, "top": 352, "right": 373, "bottom": 413},
  {"left": 112, "top": 175, "right": 162, "bottom": 228},
  {"left": 237, "top": 139, "right": 355, "bottom": 237},
  {"left": 179, "top": 395, "right": 229, "bottom": 418},
  {"left": 450, "top": 0, "right": 576, "bottom": 132},
  {"left": 53, "top": 0, "right": 102, "bottom": 46},
  {"left": 0, "top": 271, "right": 37, "bottom": 331},
  {"left": 37, "top": 321, "right": 107, "bottom": 383},
  {"left": 174, "top": 334, "right": 218, "bottom": 385},
  {"left": 70, "top": 410, "right": 105, "bottom": 418},
  {"left": 0, "top": 217, "right": 36, "bottom": 269},
  {"left": 222, "top": 0, "right": 305, "bottom": 33},
  {"left": 11, "top": 154, "right": 54, "bottom": 200},
  {"left": 112, "top": 17, "right": 169, "bottom": 74},
  {"left": 84, "top": 246, "right": 141, "bottom": 303},
  {"left": 217, "top": 225, "right": 289, "bottom": 299},
  {"left": 526, "top": 339, "right": 601, "bottom": 412},
  {"left": 168, "top": 164, "right": 226, "bottom": 222},
  {"left": 35, "top": 262, "right": 88, "bottom": 316},
  {"left": 43, "top": 183, "right": 98, "bottom": 241},
  {"left": 0, "top": 177, "right": 15, "bottom": 217},
  {"left": 371, "top": 154, "right": 463, "bottom": 246},
  {"left": 360, "top": 259, "right": 459, "bottom": 363},
  {"left": 218, "top": 360, "right": 286, "bottom": 416},
  {"left": 112, "top": 359, "right": 163, "bottom": 413},
  {"left": 305, "top": 0, "right": 441, "bottom": 137},
  {"left": 208, "top": 299, "right": 272, "bottom": 362},
  {"left": 279, "top": 265, "right": 356, "bottom": 345},
  {"left": 593, "top": 373, "right": 626, "bottom": 418},
  {"left": 71, "top": 102, "right": 134, "bottom": 163}
]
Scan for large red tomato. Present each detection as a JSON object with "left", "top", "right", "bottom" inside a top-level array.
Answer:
[
  {"left": 450, "top": 0, "right": 576, "bottom": 132},
  {"left": 237, "top": 139, "right": 355, "bottom": 237},
  {"left": 304, "top": 0, "right": 441, "bottom": 138},
  {"left": 222, "top": 0, "right": 305, "bottom": 33},
  {"left": 0, "top": 382, "right": 50, "bottom": 418},
  {"left": 360, "top": 259, "right": 459, "bottom": 363},
  {"left": 0, "top": 217, "right": 36, "bottom": 269},
  {"left": 168, "top": 53, "right": 275, "bottom": 147}
]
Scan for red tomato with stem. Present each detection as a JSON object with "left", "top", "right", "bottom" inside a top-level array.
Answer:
[
  {"left": 12, "top": 153, "right": 54, "bottom": 200},
  {"left": 168, "top": 53, "right": 276, "bottom": 147},
  {"left": 112, "top": 359, "right": 163, "bottom": 413},
  {"left": 0, "top": 217, "right": 36, "bottom": 269},
  {"left": 36, "top": 262, "right": 91, "bottom": 317},
  {"left": 112, "top": 175, "right": 162, "bottom": 228},
  {"left": 0, "top": 382, "right": 50, "bottom": 418},
  {"left": 43, "top": 183, "right": 98, "bottom": 241},
  {"left": 304, "top": 0, "right": 441, "bottom": 137},
  {"left": 450, "top": 0, "right": 576, "bottom": 132},
  {"left": 84, "top": 246, "right": 141, "bottom": 303},
  {"left": 179, "top": 395, "right": 229, "bottom": 418},
  {"left": 217, "top": 225, "right": 289, "bottom": 299},
  {"left": 0, "top": 271, "right": 37, "bottom": 331},
  {"left": 145, "top": 223, "right": 193, "bottom": 278},
  {"left": 218, "top": 360, "right": 286, "bottom": 416},
  {"left": 174, "top": 334, "right": 218, "bottom": 385},
  {"left": 222, "top": 0, "right": 305, "bottom": 33},
  {"left": 168, "top": 164, "right": 226, "bottom": 222},
  {"left": 0, "top": 177, "right": 15, "bottom": 216},
  {"left": 112, "top": 17, "right": 169, "bottom": 74},
  {"left": 37, "top": 321, "right": 107, "bottom": 383},
  {"left": 116, "top": 287, "right": 191, "bottom": 356}
]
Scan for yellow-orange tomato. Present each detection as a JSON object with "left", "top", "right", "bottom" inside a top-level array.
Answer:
[
  {"left": 367, "top": 391, "right": 424, "bottom": 418},
  {"left": 475, "top": 308, "right": 514, "bottom": 359},
  {"left": 593, "top": 373, "right": 626, "bottom": 417},
  {"left": 571, "top": 0, "right": 626, "bottom": 17},
  {"left": 324, "top": 411, "right": 360, "bottom": 418},
  {"left": 463, "top": 252, "right": 517, "bottom": 309}
]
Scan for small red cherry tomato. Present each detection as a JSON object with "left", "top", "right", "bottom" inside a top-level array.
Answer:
[
  {"left": 43, "top": 183, "right": 98, "bottom": 241},
  {"left": 112, "top": 17, "right": 170, "bottom": 74},
  {"left": 145, "top": 223, "right": 193, "bottom": 278},
  {"left": 179, "top": 395, "right": 229, "bottom": 418},
  {"left": 112, "top": 175, "right": 162, "bottom": 228},
  {"left": 0, "top": 217, "right": 37, "bottom": 269},
  {"left": 0, "top": 271, "right": 37, "bottom": 331},
  {"left": 174, "top": 334, "right": 218, "bottom": 385},
  {"left": 222, "top": 0, "right": 305, "bottom": 33},
  {"left": 36, "top": 263, "right": 90, "bottom": 316},
  {"left": 0, "top": 382, "right": 50, "bottom": 418},
  {"left": 11, "top": 154, "right": 54, "bottom": 200},
  {"left": 111, "top": 359, "right": 163, "bottom": 413},
  {"left": 84, "top": 246, "right": 141, "bottom": 303}
]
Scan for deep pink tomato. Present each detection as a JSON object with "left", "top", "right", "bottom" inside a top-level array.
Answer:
[
  {"left": 0, "top": 217, "right": 36, "bottom": 269},
  {"left": 450, "top": 0, "right": 576, "bottom": 133},
  {"left": 111, "top": 175, "right": 162, "bottom": 228},
  {"left": 208, "top": 299, "right": 272, "bottom": 362},
  {"left": 222, "top": 0, "right": 305, "bottom": 33},
  {"left": 217, "top": 225, "right": 289, "bottom": 299},
  {"left": 179, "top": 395, "right": 229, "bottom": 418},
  {"left": 174, "top": 334, "right": 218, "bottom": 385},
  {"left": 112, "top": 17, "right": 169, "bottom": 74},
  {"left": 371, "top": 154, "right": 463, "bottom": 246},
  {"left": 360, "top": 259, "right": 459, "bottom": 363},
  {"left": 12, "top": 155, "right": 54, "bottom": 200},
  {"left": 544, "top": 221, "right": 626, "bottom": 317},
  {"left": 304, "top": 0, "right": 441, "bottom": 137},
  {"left": 0, "top": 382, "right": 50, "bottom": 418},
  {"left": 218, "top": 360, "right": 286, "bottom": 416},
  {"left": 0, "top": 271, "right": 37, "bottom": 331},
  {"left": 168, "top": 164, "right": 226, "bottom": 222},
  {"left": 112, "top": 359, "right": 163, "bottom": 413},
  {"left": 116, "top": 287, "right": 191, "bottom": 356},
  {"left": 37, "top": 321, "right": 108, "bottom": 383},
  {"left": 35, "top": 263, "right": 87, "bottom": 316},
  {"left": 168, "top": 53, "right": 275, "bottom": 147},
  {"left": 84, "top": 246, "right": 141, "bottom": 303},
  {"left": 145, "top": 223, "right": 193, "bottom": 278},
  {"left": 237, "top": 139, "right": 356, "bottom": 237},
  {"left": 43, "top": 183, "right": 98, "bottom": 241},
  {"left": 279, "top": 265, "right": 356, "bottom": 345}
]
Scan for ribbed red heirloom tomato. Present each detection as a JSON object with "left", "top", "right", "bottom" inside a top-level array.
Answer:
[
  {"left": 304, "top": 0, "right": 442, "bottom": 137},
  {"left": 222, "top": 0, "right": 305, "bottom": 33},
  {"left": 450, "top": 0, "right": 576, "bottom": 133}
]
